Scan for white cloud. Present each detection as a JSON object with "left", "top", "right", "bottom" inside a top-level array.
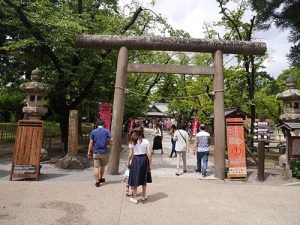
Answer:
[{"left": 120, "top": 0, "right": 292, "bottom": 78}]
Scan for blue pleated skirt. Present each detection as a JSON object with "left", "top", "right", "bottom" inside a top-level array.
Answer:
[{"left": 128, "top": 154, "right": 151, "bottom": 186}]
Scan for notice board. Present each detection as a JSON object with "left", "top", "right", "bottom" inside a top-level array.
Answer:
[
  {"left": 10, "top": 120, "right": 44, "bottom": 181},
  {"left": 226, "top": 118, "right": 247, "bottom": 179}
]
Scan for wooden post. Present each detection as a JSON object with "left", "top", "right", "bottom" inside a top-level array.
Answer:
[
  {"left": 108, "top": 46, "right": 129, "bottom": 175},
  {"left": 257, "top": 141, "right": 265, "bottom": 181},
  {"left": 213, "top": 50, "right": 226, "bottom": 179}
]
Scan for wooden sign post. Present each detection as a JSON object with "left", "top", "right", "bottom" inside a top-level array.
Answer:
[
  {"left": 10, "top": 120, "right": 44, "bottom": 181},
  {"left": 226, "top": 118, "right": 247, "bottom": 180}
]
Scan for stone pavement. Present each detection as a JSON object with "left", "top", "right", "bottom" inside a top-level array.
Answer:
[{"left": 0, "top": 128, "right": 300, "bottom": 225}]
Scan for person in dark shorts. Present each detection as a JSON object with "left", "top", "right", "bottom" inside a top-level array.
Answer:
[{"left": 88, "top": 119, "right": 113, "bottom": 187}]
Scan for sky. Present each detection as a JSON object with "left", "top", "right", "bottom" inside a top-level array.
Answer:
[{"left": 120, "top": 0, "right": 292, "bottom": 78}]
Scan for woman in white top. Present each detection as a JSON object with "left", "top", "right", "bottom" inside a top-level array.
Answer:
[
  {"left": 127, "top": 127, "right": 152, "bottom": 204},
  {"left": 174, "top": 124, "right": 189, "bottom": 176}
]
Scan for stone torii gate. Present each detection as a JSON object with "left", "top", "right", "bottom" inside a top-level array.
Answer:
[{"left": 76, "top": 35, "right": 267, "bottom": 179}]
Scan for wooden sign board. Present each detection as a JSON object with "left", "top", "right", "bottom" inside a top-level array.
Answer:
[
  {"left": 10, "top": 120, "right": 44, "bottom": 181},
  {"left": 226, "top": 118, "right": 247, "bottom": 180},
  {"left": 253, "top": 121, "right": 270, "bottom": 141},
  {"left": 292, "top": 137, "right": 300, "bottom": 157}
]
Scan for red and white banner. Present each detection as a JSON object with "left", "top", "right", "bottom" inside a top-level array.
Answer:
[
  {"left": 167, "top": 118, "right": 171, "bottom": 129},
  {"left": 191, "top": 118, "right": 200, "bottom": 136},
  {"left": 128, "top": 117, "right": 135, "bottom": 134},
  {"left": 226, "top": 118, "right": 247, "bottom": 179},
  {"left": 99, "top": 103, "right": 112, "bottom": 129}
]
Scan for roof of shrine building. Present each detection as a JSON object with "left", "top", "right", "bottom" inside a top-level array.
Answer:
[
  {"left": 209, "top": 106, "right": 250, "bottom": 119},
  {"left": 146, "top": 103, "right": 170, "bottom": 117}
]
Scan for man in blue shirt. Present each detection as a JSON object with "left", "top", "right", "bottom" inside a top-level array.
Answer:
[
  {"left": 193, "top": 124, "right": 210, "bottom": 177},
  {"left": 88, "top": 119, "right": 113, "bottom": 187}
]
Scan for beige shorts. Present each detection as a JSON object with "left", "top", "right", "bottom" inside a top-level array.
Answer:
[{"left": 93, "top": 153, "right": 109, "bottom": 168}]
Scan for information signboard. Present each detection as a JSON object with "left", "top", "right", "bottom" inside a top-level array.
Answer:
[
  {"left": 226, "top": 118, "right": 247, "bottom": 179},
  {"left": 253, "top": 121, "right": 270, "bottom": 141},
  {"left": 10, "top": 120, "right": 44, "bottom": 181}
]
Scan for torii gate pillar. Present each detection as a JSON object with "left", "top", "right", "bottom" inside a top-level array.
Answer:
[
  {"left": 213, "top": 50, "right": 226, "bottom": 179},
  {"left": 75, "top": 35, "right": 267, "bottom": 178},
  {"left": 108, "top": 46, "right": 128, "bottom": 175}
]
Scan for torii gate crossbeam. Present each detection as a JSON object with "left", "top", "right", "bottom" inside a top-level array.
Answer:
[{"left": 75, "top": 35, "right": 267, "bottom": 180}]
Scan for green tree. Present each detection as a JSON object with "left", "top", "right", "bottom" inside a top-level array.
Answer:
[
  {"left": 151, "top": 51, "right": 214, "bottom": 125},
  {"left": 214, "top": 0, "right": 268, "bottom": 148},
  {"left": 1, "top": 0, "right": 185, "bottom": 149},
  {"left": 249, "top": 0, "right": 300, "bottom": 66}
]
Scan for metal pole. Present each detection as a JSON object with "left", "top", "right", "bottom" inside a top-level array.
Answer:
[
  {"left": 257, "top": 141, "right": 265, "bottom": 181},
  {"left": 213, "top": 50, "right": 226, "bottom": 179},
  {"left": 108, "top": 46, "right": 128, "bottom": 175}
]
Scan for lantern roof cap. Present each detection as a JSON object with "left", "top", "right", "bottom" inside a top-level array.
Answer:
[
  {"left": 276, "top": 77, "right": 300, "bottom": 101},
  {"left": 20, "top": 68, "right": 46, "bottom": 93}
]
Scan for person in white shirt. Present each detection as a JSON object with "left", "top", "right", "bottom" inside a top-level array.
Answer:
[
  {"left": 174, "top": 124, "right": 189, "bottom": 176},
  {"left": 127, "top": 127, "right": 152, "bottom": 204},
  {"left": 194, "top": 124, "right": 210, "bottom": 177}
]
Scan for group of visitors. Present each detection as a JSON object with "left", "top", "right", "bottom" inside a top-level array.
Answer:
[
  {"left": 87, "top": 119, "right": 210, "bottom": 204},
  {"left": 168, "top": 123, "right": 210, "bottom": 177}
]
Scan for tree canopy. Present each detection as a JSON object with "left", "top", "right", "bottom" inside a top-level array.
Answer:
[
  {"left": 250, "top": 0, "right": 300, "bottom": 66},
  {"left": 0, "top": 0, "right": 298, "bottom": 148}
]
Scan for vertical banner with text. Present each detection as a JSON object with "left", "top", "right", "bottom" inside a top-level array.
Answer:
[
  {"left": 191, "top": 118, "right": 200, "bottom": 136},
  {"left": 128, "top": 117, "right": 135, "bottom": 134},
  {"left": 99, "top": 103, "right": 112, "bottom": 130},
  {"left": 226, "top": 118, "right": 247, "bottom": 179},
  {"left": 167, "top": 118, "right": 171, "bottom": 129}
]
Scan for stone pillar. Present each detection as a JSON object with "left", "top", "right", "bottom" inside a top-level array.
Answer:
[
  {"left": 68, "top": 110, "right": 78, "bottom": 156},
  {"left": 108, "top": 46, "right": 129, "bottom": 175},
  {"left": 213, "top": 50, "right": 226, "bottom": 180},
  {"left": 56, "top": 110, "right": 89, "bottom": 169}
]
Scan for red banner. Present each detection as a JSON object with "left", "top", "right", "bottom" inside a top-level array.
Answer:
[
  {"left": 128, "top": 117, "right": 135, "bottom": 134},
  {"left": 191, "top": 118, "right": 200, "bottom": 136},
  {"left": 226, "top": 118, "right": 247, "bottom": 179},
  {"left": 167, "top": 118, "right": 171, "bottom": 129},
  {"left": 99, "top": 103, "right": 112, "bottom": 129}
]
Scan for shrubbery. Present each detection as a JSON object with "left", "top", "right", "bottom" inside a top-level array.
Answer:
[{"left": 291, "top": 160, "right": 300, "bottom": 179}]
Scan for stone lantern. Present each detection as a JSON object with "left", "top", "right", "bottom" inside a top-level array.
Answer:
[
  {"left": 276, "top": 77, "right": 300, "bottom": 122},
  {"left": 20, "top": 68, "right": 48, "bottom": 120},
  {"left": 276, "top": 77, "right": 300, "bottom": 174}
]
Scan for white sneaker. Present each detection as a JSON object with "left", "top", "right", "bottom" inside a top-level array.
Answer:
[
  {"left": 129, "top": 197, "right": 138, "bottom": 204},
  {"left": 141, "top": 195, "right": 148, "bottom": 201}
]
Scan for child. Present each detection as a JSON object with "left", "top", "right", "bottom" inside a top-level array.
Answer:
[{"left": 122, "top": 168, "right": 130, "bottom": 196}]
